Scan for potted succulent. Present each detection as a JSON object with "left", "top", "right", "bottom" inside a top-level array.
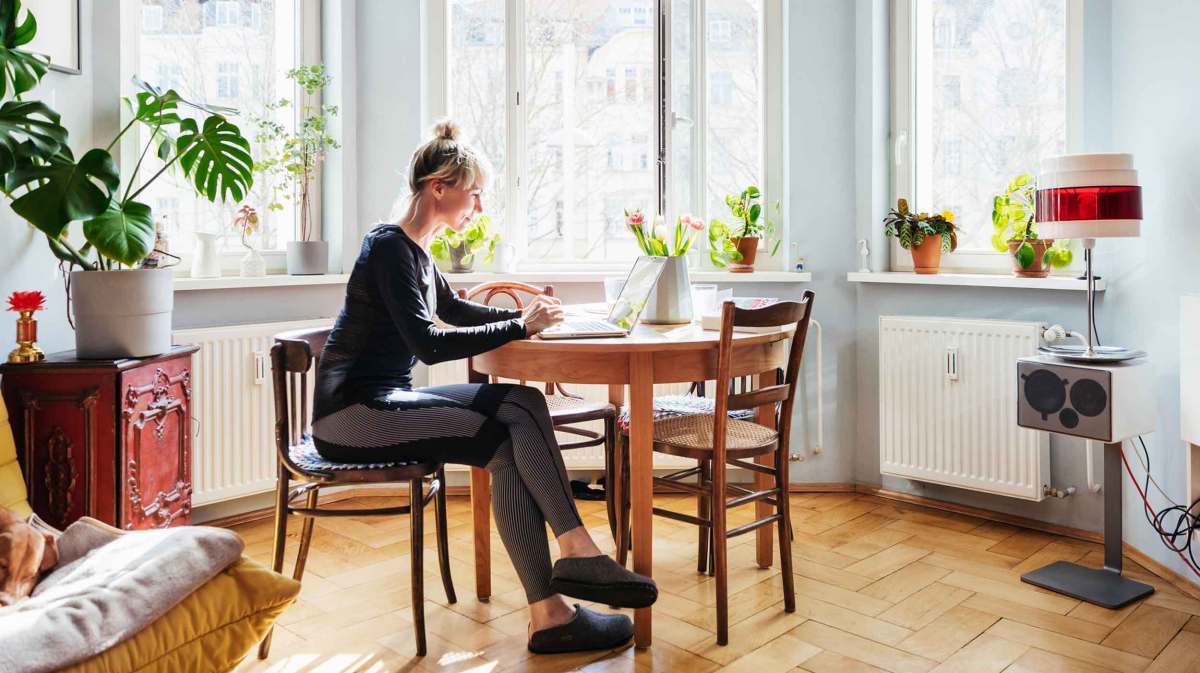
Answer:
[
  {"left": 0, "top": 0, "right": 253, "bottom": 357},
  {"left": 991, "top": 172, "right": 1072, "bottom": 278},
  {"left": 254, "top": 64, "right": 339, "bottom": 275},
  {"left": 883, "top": 199, "right": 958, "bottom": 274},
  {"left": 625, "top": 208, "right": 705, "bottom": 323},
  {"left": 708, "top": 185, "right": 780, "bottom": 273},
  {"left": 430, "top": 214, "right": 501, "bottom": 273}
]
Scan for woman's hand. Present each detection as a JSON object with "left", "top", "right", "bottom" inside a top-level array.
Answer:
[{"left": 522, "top": 295, "right": 565, "bottom": 335}]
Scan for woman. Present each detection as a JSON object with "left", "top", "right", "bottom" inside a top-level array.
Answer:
[{"left": 311, "top": 120, "right": 656, "bottom": 654}]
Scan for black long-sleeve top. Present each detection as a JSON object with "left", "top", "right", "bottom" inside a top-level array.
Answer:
[{"left": 312, "top": 224, "right": 525, "bottom": 421}]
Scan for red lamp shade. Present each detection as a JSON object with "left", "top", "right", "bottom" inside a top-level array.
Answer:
[{"left": 1036, "top": 153, "right": 1143, "bottom": 239}]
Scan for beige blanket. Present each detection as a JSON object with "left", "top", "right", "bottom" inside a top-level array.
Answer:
[{"left": 0, "top": 518, "right": 244, "bottom": 673}]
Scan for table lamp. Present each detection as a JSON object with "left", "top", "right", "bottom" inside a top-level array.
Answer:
[{"left": 1036, "top": 153, "right": 1145, "bottom": 361}]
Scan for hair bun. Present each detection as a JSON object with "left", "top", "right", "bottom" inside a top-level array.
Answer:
[{"left": 432, "top": 119, "right": 461, "bottom": 142}]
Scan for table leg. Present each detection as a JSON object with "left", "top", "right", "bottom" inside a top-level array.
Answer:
[
  {"left": 609, "top": 384, "right": 627, "bottom": 562},
  {"left": 755, "top": 370, "right": 777, "bottom": 569},
  {"left": 629, "top": 353, "right": 655, "bottom": 648},
  {"left": 470, "top": 466, "right": 491, "bottom": 601}
]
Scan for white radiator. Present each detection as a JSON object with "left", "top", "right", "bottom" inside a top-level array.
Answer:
[
  {"left": 879, "top": 316, "right": 1049, "bottom": 501},
  {"left": 175, "top": 319, "right": 329, "bottom": 506},
  {"left": 425, "top": 359, "right": 694, "bottom": 470}
]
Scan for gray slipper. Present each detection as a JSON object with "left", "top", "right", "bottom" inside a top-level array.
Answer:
[
  {"left": 528, "top": 605, "right": 633, "bottom": 654},
  {"left": 549, "top": 555, "right": 658, "bottom": 609}
]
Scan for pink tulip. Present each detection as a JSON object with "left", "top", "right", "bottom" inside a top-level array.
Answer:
[
  {"left": 627, "top": 211, "right": 645, "bottom": 227},
  {"left": 681, "top": 214, "right": 704, "bottom": 231}
]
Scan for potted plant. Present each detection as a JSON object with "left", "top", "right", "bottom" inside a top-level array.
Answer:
[
  {"left": 430, "top": 214, "right": 501, "bottom": 273},
  {"left": 0, "top": 0, "right": 253, "bottom": 358},
  {"left": 254, "top": 64, "right": 339, "bottom": 275},
  {"left": 626, "top": 208, "right": 705, "bottom": 323},
  {"left": 234, "top": 205, "right": 265, "bottom": 278},
  {"left": 991, "top": 172, "right": 1072, "bottom": 278},
  {"left": 708, "top": 185, "right": 780, "bottom": 273},
  {"left": 883, "top": 199, "right": 958, "bottom": 274}
]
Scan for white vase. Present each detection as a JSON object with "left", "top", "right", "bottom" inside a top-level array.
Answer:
[
  {"left": 240, "top": 247, "right": 266, "bottom": 277},
  {"left": 494, "top": 242, "right": 517, "bottom": 273},
  {"left": 642, "top": 255, "right": 693, "bottom": 324},
  {"left": 191, "top": 232, "right": 221, "bottom": 278}
]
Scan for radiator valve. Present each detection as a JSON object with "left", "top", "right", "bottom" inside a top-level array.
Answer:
[{"left": 1043, "top": 484, "right": 1076, "bottom": 499}]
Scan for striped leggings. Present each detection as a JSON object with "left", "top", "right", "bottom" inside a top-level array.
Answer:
[{"left": 312, "top": 383, "right": 584, "bottom": 603}]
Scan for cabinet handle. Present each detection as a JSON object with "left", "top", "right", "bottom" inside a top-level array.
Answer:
[
  {"left": 946, "top": 346, "right": 959, "bottom": 381},
  {"left": 254, "top": 351, "right": 267, "bottom": 385}
]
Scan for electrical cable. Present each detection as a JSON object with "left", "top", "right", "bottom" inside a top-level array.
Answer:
[{"left": 1119, "top": 441, "right": 1200, "bottom": 578}]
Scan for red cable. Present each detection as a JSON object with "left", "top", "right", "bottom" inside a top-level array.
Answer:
[{"left": 1118, "top": 444, "right": 1200, "bottom": 579}]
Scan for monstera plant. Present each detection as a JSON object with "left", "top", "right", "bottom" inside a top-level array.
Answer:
[{"left": 0, "top": 0, "right": 252, "bottom": 357}]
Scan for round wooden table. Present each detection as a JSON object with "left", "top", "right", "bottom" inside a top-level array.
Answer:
[{"left": 468, "top": 320, "right": 792, "bottom": 648}]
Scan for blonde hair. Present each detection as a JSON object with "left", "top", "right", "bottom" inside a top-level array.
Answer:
[{"left": 408, "top": 119, "right": 492, "bottom": 194}]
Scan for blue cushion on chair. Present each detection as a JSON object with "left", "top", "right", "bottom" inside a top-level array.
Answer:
[
  {"left": 290, "top": 435, "right": 426, "bottom": 472},
  {"left": 617, "top": 395, "right": 756, "bottom": 432}
]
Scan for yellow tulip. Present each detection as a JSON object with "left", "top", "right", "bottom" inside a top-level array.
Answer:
[{"left": 941, "top": 210, "right": 955, "bottom": 223}]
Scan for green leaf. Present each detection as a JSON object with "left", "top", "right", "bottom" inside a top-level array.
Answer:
[
  {"left": 82, "top": 199, "right": 155, "bottom": 266},
  {"left": 941, "top": 232, "right": 952, "bottom": 253},
  {"left": 430, "top": 237, "right": 448, "bottom": 261},
  {"left": 1049, "top": 248, "right": 1073, "bottom": 268},
  {"left": 7, "top": 147, "right": 119, "bottom": 237},
  {"left": 749, "top": 203, "right": 761, "bottom": 224},
  {"left": 0, "top": 0, "right": 49, "bottom": 99},
  {"left": 176, "top": 116, "right": 254, "bottom": 202},
  {"left": 1015, "top": 241, "right": 1035, "bottom": 268},
  {"left": 0, "top": 99, "right": 67, "bottom": 173},
  {"left": 991, "top": 232, "right": 1008, "bottom": 252}
]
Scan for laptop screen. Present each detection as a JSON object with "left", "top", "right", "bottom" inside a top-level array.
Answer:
[{"left": 606, "top": 256, "right": 667, "bottom": 331}]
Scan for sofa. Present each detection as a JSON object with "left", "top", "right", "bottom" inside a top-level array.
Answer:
[{"left": 0, "top": 391, "right": 301, "bottom": 673}]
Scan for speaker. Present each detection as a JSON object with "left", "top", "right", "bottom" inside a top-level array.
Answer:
[{"left": 1017, "top": 356, "right": 1156, "bottom": 442}]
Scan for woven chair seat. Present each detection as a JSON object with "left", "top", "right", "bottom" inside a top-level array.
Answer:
[
  {"left": 544, "top": 394, "right": 616, "bottom": 424},
  {"left": 290, "top": 436, "right": 435, "bottom": 474},
  {"left": 649, "top": 414, "right": 778, "bottom": 459},
  {"left": 618, "top": 394, "right": 755, "bottom": 432}
]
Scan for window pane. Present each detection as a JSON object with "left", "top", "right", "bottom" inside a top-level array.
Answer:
[
  {"left": 448, "top": 0, "right": 507, "bottom": 237},
  {"left": 706, "top": 0, "right": 761, "bottom": 229},
  {"left": 914, "top": 0, "right": 1067, "bottom": 252},
  {"left": 134, "top": 0, "right": 298, "bottom": 255},
  {"left": 525, "top": 0, "right": 655, "bottom": 262}
]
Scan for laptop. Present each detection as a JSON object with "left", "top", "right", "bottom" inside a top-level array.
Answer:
[{"left": 538, "top": 256, "right": 667, "bottom": 339}]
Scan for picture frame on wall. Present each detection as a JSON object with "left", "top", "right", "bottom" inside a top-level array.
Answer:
[{"left": 24, "top": 0, "right": 81, "bottom": 75}]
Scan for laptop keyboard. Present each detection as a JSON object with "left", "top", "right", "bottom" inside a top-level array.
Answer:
[{"left": 555, "top": 319, "right": 617, "bottom": 332}]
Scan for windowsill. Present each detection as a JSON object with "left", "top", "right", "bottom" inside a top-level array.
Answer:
[
  {"left": 174, "top": 274, "right": 351, "bottom": 291},
  {"left": 172, "top": 270, "right": 812, "bottom": 291},
  {"left": 846, "top": 271, "right": 1105, "bottom": 291}
]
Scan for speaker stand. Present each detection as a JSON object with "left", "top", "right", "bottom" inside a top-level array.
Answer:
[{"left": 1021, "top": 442, "right": 1155, "bottom": 609}]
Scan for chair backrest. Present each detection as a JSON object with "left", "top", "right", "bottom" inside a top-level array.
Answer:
[
  {"left": 711, "top": 291, "right": 816, "bottom": 458},
  {"left": 270, "top": 327, "right": 331, "bottom": 475},
  {"left": 457, "top": 281, "right": 561, "bottom": 392}
]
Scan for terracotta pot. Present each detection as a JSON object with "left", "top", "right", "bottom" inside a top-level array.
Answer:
[
  {"left": 909, "top": 235, "right": 943, "bottom": 274},
  {"left": 730, "top": 236, "right": 759, "bottom": 273},
  {"left": 1007, "top": 239, "right": 1055, "bottom": 278}
]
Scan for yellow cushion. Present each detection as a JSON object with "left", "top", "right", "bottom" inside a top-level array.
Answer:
[
  {"left": 0, "top": 392, "right": 31, "bottom": 518},
  {"left": 60, "top": 556, "right": 301, "bottom": 673}
]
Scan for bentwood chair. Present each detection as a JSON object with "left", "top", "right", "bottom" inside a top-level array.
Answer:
[
  {"left": 257, "top": 328, "right": 455, "bottom": 659},
  {"left": 617, "top": 292, "right": 815, "bottom": 645},
  {"left": 457, "top": 282, "right": 623, "bottom": 547}
]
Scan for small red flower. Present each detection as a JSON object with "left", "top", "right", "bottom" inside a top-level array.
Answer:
[{"left": 7, "top": 290, "right": 46, "bottom": 313}]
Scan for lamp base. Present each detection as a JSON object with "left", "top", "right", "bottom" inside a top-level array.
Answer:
[{"left": 1039, "top": 344, "right": 1146, "bottom": 363}]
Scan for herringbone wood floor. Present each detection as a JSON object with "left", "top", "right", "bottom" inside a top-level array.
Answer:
[{"left": 230, "top": 492, "right": 1200, "bottom": 673}]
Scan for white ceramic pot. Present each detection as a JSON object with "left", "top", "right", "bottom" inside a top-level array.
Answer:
[
  {"left": 191, "top": 232, "right": 221, "bottom": 278},
  {"left": 71, "top": 268, "right": 174, "bottom": 359},
  {"left": 287, "top": 240, "right": 329, "bottom": 275}
]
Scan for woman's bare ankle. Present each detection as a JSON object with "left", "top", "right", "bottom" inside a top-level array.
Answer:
[
  {"left": 528, "top": 595, "right": 577, "bottom": 637},
  {"left": 557, "top": 526, "right": 603, "bottom": 559}
]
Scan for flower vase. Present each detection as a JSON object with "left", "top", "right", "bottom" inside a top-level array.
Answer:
[
  {"left": 240, "top": 246, "right": 266, "bottom": 278},
  {"left": 642, "top": 255, "right": 693, "bottom": 325},
  {"left": 191, "top": 232, "right": 221, "bottom": 278},
  {"left": 8, "top": 310, "right": 45, "bottom": 364}
]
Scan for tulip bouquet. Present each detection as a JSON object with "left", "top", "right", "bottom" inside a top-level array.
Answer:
[{"left": 625, "top": 208, "right": 705, "bottom": 257}]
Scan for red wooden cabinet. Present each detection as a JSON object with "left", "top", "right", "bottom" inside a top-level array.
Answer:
[{"left": 0, "top": 345, "right": 198, "bottom": 530}]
